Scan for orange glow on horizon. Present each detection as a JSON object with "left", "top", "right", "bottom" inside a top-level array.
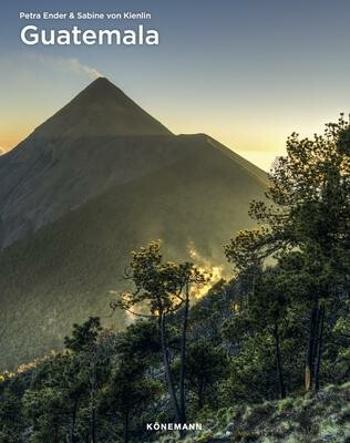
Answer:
[{"left": 0, "top": 124, "right": 36, "bottom": 152}]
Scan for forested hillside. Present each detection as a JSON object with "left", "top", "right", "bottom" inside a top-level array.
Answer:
[
  {"left": 0, "top": 116, "right": 349, "bottom": 442},
  {"left": 0, "top": 79, "right": 267, "bottom": 369}
]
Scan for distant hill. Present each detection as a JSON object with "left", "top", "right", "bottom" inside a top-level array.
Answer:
[{"left": 0, "top": 79, "right": 268, "bottom": 369}]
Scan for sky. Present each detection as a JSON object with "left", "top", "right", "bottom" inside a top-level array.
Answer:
[{"left": 1, "top": 0, "right": 350, "bottom": 170}]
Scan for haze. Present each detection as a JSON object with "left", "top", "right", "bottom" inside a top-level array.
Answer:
[{"left": 1, "top": 0, "right": 350, "bottom": 170}]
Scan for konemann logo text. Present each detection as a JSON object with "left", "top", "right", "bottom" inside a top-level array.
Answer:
[{"left": 146, "top": 422, "right": 203, "bottom": 431}]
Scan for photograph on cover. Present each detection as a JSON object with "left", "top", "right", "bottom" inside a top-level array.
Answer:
[{"left": 0, "top": 1, "right": 349, "bottom": 442}]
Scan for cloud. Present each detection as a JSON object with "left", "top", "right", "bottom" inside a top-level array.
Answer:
[{"left": 26, "top": 53, "right": 103, "bottom": 80}]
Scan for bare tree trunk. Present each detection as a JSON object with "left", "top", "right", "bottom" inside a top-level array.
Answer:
[
  {"left": 274, "top": 323, "right": 286, "bottom": 399},
  {"left": 179, "top": 289, "right": 189, "bottom": 424},
  {"left": 53, "top": 423, "right": 60, "bottom": 443},
  {"left": 90, "top": 346, "right": 97, "bottom": 443},
  {"left": 198, "top": 381, "right": 204, "bottom": 410},
  {"left": 314, "top": 304, "right": 325, "bottom": 392},
  {"left": 123, "top": 410, "right": 129, "bottom": 443},
  {"left": 159, "top": 313, "right": 181, "bottom": 422},
  {"left": 90, "top": 406, "right": 96, "bottom": 443},
  {"left": 305, "top": 302, "right": 319, "bottom": 391},
  {"left": 71, "top": 398, "right": 78, "bottom": 443}
]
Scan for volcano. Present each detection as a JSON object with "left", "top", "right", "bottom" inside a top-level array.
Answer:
[
  {"left": 0, "top": 78, "right": 268, "bottom": 368},
  {"left": 30, "top": 77, "right": 171, "bottom": 138}
]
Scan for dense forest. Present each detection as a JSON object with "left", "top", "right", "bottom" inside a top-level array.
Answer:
[{"left": 1, "top": 116, "right": 350, "bottom": 442}]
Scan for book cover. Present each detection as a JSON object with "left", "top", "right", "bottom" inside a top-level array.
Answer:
[{"left": 0, "top": 1, "right": 349, "bottom": 442}]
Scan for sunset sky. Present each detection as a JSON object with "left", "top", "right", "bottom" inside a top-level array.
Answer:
[{"left": 1, "top": 0, "right": 350, "bottom": 170}]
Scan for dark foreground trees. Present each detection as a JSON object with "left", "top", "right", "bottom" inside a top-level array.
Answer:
[
  {"left": 115, "top": 242, "right": 208, "bottom": 425},
  {"left": 0, "top": 115, "right": 349, "bottom": 442},
  {"left": 225, "top": 114, "right": 350, "bottom": 393}
]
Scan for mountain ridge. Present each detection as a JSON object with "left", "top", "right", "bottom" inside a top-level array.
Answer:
[
  {"left": 30, "top": 77, "right": 172, "bottom": 139},
  {"left": 0, "top": 78, "right": 268, "bottom": 368}
]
